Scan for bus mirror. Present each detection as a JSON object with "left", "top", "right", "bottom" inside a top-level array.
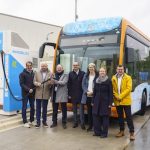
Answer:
[
  {"left": 39, "top": 44, "right": 45, "bottom": 58},
  {"left": 59, "top": 50, "right": 64, "bottom": 55},
  {"left": 39, "top": 42, "right": 60, "bottom": 58},
  {"left": 126, "top": 48, "right": 135, "bottom": 63}
]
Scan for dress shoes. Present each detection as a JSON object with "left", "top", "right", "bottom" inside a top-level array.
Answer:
[
  {"left": 93, "top": 133, "right": 100, "bottom": 136},
  {"left": 62, "top": 124, "right": 67, "bottom": 129},
  {"left": 100, "top": 135, "right": 107, "bottom": 138},
  {"left": 72, "top": 123, "right": 78, "bottom": 128},
  {"left": 50, "top": 123, "right": 57, "bottom": 128},
  {"left": 87, "top": 127, "right": 93, "bottom": 132},
  {"left": 81, "top": 124, "right": 86, "bottom": 130}
]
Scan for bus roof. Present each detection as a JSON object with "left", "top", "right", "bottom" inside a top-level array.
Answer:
[
  {"left": 63, "top": 17, "right": 122, "bottom": 35},
  {"left": 122, "top": 18, "right": 150, "bottom": 42}
]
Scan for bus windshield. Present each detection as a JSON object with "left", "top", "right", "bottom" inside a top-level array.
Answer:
[{"left": 59, "top": 45, "right": 119, "bottom": 77}]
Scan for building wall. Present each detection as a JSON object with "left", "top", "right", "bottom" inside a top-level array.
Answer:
[
  {"left": 0, "top": 13, "right": 61, "bottom": 52},
  {"left": 0, "top": 13, "right": 61, "bottom": 105}
]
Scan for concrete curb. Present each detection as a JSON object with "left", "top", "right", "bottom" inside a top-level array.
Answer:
[{"left": 0, "top": 109, "right": 53, "bottom": 132}]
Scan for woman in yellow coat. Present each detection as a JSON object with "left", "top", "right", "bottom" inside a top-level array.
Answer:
[{"left": 112, "top": 65, "right": 135, "bottom": 141}]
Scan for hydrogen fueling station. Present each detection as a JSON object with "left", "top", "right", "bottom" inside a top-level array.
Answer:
[
  {"left": 0, "top": 13, "right": 61, "bottom": 116},
  {"left": 0, "top": 30, "right": 38, "bottom": 115}
]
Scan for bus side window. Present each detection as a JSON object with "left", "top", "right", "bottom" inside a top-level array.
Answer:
[{"left": 125, "top": 47, "right": 139, "bottom": 90}]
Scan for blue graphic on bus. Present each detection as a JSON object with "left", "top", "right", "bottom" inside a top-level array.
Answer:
[{"left": 63, "top": 17, "right": 122, "bottom": 35}]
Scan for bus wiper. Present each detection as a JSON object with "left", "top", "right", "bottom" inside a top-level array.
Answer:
[
  {"left": 97, "top": 44, "right": 104, "bottom": 47},
  {"left": 82, "top": 46, "right": 88, "bottom": 57}
]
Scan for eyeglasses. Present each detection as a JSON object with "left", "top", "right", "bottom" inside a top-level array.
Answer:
[{"left": 26, "top": 65, "right": 32, "bottom": 67}]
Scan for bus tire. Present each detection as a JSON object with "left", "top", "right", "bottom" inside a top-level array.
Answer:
[{"left": 139, "top": 92, "right": 147, "bottom": 116}]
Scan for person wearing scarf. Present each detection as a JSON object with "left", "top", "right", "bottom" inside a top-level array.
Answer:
[
  {"left": 50, "top": 64, "right": 69, "bottom": 129},
  {"left": 92, "top": 67, "right": 113, "bottom": 138}
]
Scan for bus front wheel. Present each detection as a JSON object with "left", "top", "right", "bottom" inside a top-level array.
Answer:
[{"left": 139, "top": 92, "right": 147, "bottom": 116}]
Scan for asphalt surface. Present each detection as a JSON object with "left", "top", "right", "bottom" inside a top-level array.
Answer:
[{"left": 0, "top": 110, "right": 149, "bottom": 150}]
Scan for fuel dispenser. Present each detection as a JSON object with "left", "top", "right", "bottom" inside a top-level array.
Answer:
[{"left": 0, "top": 31, "right": 38, "bottom": 115}]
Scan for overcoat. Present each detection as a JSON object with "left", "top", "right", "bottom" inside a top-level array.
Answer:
[
  {"left": 92, "top": 78, "right": 113, "bottom": 116},
  {"left": 52, "top": 73, "right": 69, "bottom": 103},
  {"left": 68, "top": 70, "right": 85, "bottom": 104}
]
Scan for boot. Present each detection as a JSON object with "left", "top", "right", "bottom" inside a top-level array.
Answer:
[
  {"left": 116, "top": 131, "right": 124, "bottom": 137},
  {"left": 130, "top": 132, "right": 135, "bottom": 141}
]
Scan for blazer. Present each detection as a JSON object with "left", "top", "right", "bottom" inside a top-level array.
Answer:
[
  {"left": 34, "top": 70, "right": 52, "bottom": 100},
  {"left": 68, "top": 70, "right": 85, "bottom": 103}
]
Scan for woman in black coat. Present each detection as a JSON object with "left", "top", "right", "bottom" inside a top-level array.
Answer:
[{"left": 92, "top": 67, "right": 113, "bottom": 138}]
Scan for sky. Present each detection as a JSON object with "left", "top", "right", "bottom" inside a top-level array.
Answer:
[{"left": 0, "top": 0, "right": 150, "bottom": 36}]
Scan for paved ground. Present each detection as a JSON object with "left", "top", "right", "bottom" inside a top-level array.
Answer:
[
  {"left": 0, "top": 108, "right": 149, "bottom": 150},
  {"left": 126, "top": 118, "right": 150, "bottom": 150},
  {"left": 0, "top": 113, "right": 15, "bottom": 120}
]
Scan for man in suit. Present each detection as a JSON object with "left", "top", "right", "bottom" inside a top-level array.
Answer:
[{"left": 68, "top": 62, "right": 85, "bottom": 128}]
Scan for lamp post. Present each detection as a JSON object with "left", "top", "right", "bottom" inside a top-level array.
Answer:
[{"left": 75, "top": 0, "right": 78, "bottom": 22}]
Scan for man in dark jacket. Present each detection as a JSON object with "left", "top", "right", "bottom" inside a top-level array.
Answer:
[
  {"left": 68, "top": 62, "right": 85, "bottom": 128},
  {"left": 19, "top": 61, "right": 35, "bottom": 128}
]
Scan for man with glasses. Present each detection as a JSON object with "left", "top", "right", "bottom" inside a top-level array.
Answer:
[{"left": 19, "top": 61, "right": 35, "bottom": 128}]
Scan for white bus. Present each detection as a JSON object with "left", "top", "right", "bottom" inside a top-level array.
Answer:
[{"left": 39, "top": 17, "right": 150, "bottom": 117}]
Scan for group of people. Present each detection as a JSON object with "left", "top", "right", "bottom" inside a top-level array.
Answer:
[{"left": 19, "top": 61, "right": 135, "bottom": 141}]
